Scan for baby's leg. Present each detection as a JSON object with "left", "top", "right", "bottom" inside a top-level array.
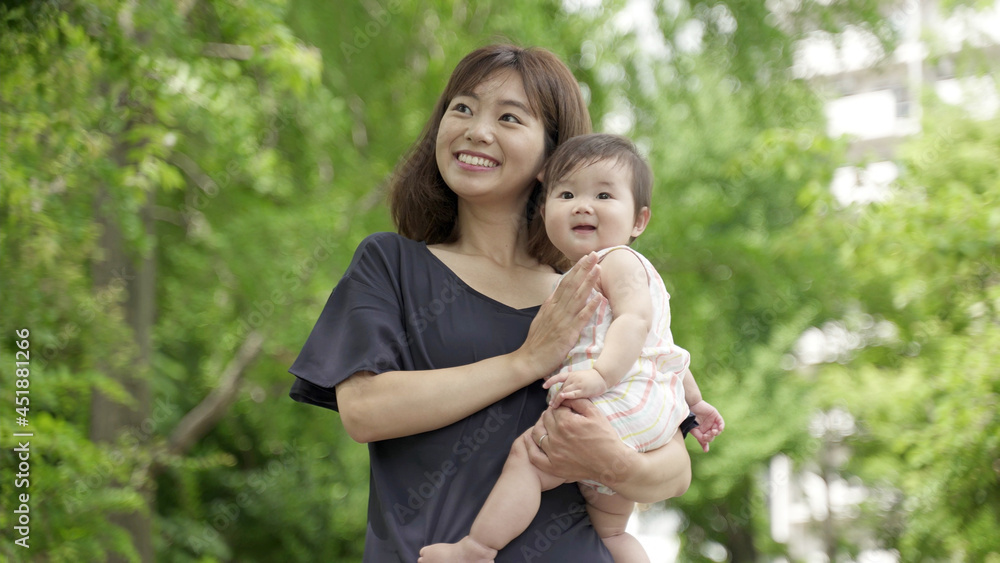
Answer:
[
  {"left": 583, "top": 486, "right": 649, "bottom": 563},
  {"left": 469, "top": 433, "right": 566, "bottom": 548},
  {"left": 419, "top": 431, "right": 565, "bottom": 563}
]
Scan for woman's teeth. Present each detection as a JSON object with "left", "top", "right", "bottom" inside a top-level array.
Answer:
[{"left": 457, "top": 154, "right": 498, "bottom": 168}]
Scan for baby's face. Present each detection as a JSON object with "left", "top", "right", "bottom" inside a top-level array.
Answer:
[{"left": 541, "top": 158, "right": 647, "bottom": 263}]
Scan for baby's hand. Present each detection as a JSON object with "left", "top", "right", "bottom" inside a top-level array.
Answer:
[
  {"left": 543, "top": 369, "right": 608, "bottom": 409},
  {"left": 689, "top": 400, "right": 725, "bottom": 452}
]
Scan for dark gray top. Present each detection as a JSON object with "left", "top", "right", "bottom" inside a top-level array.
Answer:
[{"left": 289, "top": 232, "right": 614, "bottom": 562}]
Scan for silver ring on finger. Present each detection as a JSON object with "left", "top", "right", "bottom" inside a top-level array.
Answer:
[{"left": 536, "top": 434, "right": 548, "bottom": 448}]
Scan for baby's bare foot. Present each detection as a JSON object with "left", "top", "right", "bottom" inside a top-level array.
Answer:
[{"left": 418, "top": 536, "right": 497, "bottom": 563}]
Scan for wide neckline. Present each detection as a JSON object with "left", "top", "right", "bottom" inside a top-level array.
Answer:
[{"left": 420, "top": 242, "right": 544, "bottom": 314}]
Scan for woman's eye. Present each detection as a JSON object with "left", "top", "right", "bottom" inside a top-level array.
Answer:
[
  {"left": 500, "top": 113, "right": 522, "bottom": 124},
  {"left": 451, "top": 103, "right": 471, "bottom": 114}
]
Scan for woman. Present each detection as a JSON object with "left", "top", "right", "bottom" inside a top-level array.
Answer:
[{"left": 289, "top": 44, "right": 692, "bottom": 562}]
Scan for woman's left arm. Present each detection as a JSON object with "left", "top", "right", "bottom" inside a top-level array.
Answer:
[{"left": 525, "top": 399, "right": 691, "bottom": 503}]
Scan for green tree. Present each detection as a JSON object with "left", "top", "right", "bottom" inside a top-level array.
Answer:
[
  {"left": 1, "top": 0, "right": 368, "bottom": 560},
  {"left": 812, "top": 99, "right": 1000, "bottom": 561}
]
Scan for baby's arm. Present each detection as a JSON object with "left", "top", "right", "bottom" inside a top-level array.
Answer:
[
  {"left": 544, "top": 250, "right": 652, "bottom": 409},
  {"left": 681, "top": 368, "right": 725, "bottom": 452}
]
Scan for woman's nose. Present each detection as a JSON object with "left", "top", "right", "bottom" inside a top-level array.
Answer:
[{"left": 465, "top": 117, "right": 495, "bottom": 144}]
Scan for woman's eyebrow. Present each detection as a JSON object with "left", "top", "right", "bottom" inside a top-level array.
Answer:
[{"left": 499, "top": 99, "right": 534, "bottom": 116}]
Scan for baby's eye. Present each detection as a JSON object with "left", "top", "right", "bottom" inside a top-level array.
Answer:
[
  {"left": 557, "top": 191, "right": 574, "bottom": 199},
  {"left": 597, "top": 192, "right": 612, "bottom": 200},
  {"left": 500, "top": 113, "right": 522, "bottom": 124}
]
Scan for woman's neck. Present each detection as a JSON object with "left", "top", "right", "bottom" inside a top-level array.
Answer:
[{"left": 448, "top": 199, "right": 534, "bottom": 267}]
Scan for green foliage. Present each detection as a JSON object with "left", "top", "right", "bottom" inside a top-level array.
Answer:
[
  {"left": 3, "top": 0, "right": 997, "bottom": 561},
  {"left": 1, "top": 0, "right": 368, "bottom": 560},
  {"left": 812, "top": 101, "right": 1000, "bottom": 561}
]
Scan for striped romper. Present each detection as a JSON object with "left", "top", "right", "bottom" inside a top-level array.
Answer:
[{"left": 547, "top": 246, "right": 690, "bottom": 495}]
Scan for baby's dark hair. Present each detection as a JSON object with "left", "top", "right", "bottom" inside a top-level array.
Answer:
[{"left": 541, "top": 133, "right": 652, "bottom": 216}]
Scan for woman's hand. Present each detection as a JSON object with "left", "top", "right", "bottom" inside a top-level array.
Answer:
[
  {"left": 525, "top": 399, "right": 692, "bottom": 503},
  {"left": 524, "top": 399, "right": 627, "bottom": 485},
  {"left": 511, "top": 253, "right": 602, "bottom": 379}
]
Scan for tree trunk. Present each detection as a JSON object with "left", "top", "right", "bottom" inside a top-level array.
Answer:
[
  {"left": 725, "top": 501, "right": 759, "bottom": 563},
  {"left": 90, "top": 184, "right": 156, "bottom": 563}
]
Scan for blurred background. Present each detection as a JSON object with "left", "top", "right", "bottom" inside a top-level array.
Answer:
[{"left": 1, "top": 0, "right": 998, "bottom": 561}]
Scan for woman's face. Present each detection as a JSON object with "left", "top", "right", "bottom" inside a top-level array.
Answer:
[{"left": 435, "top": 69, "right": 547, "bottom": 208}]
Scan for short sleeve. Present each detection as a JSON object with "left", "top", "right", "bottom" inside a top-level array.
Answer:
[{"left": 288, "top": 233, "right": 410, "bottom": 411}]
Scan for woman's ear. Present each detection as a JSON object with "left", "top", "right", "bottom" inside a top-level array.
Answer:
[{"left": 631, "top": 207, "right": 651, "bottom": 238}]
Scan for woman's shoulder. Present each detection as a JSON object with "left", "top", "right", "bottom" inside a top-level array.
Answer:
[
  {"left": 358, "top": 231, "right": 416, "bottom": 250},
  {"left": 350, "top": 231, "right": 425, "bottom": 261},
  {"left": 340, "top": 232, "right": 422, "bottom": 279}
]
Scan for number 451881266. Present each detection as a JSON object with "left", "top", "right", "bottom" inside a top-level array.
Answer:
[{"left": 15, "top": 328, "right": 30, "bottom": 421}]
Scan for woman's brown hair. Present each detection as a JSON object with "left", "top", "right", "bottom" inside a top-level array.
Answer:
[{"left": 388, "top": 44, "right": 591, "bottom": 270}]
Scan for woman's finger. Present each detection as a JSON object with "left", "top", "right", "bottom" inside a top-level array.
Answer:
[
  {"left": 555, "top": 255, "right": 600, "bottom": 313},
  {"left": 565, "top": 252, "right": 598, "bottom": 287},
  {"left": 572, "top": 262, "right": 601, "bottom": 305},
  {"left": 562, "top": 397, "right": 601, "bottom": 417},
  {"left": 524, "top": 431, "right": 554, "bottom": 473},
  {"left": 550, "top": 252, "right": 596, "bottom": 301},
  {"left": 531, "top": 414, "right": 549, "bottom": 442},
  {"left": 573, "top": 285, "right": 602, "bottom": 326}
]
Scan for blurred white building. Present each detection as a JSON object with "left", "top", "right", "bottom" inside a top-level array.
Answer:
[{"left": 797, "top": 0, "right": 1000, "bottom": 206}]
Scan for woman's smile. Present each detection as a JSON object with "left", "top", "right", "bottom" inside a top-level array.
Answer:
[{"left": 455, "top": 151, "right": 500, "bottom": 169}]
